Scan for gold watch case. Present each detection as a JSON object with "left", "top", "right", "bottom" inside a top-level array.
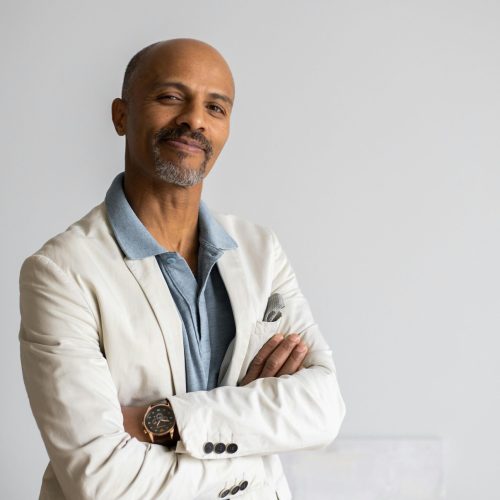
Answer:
[{"left": 142, "top": 399, "right": 176, "bottom": 443}]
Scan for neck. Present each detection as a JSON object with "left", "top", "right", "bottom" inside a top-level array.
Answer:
[{"left": 123, "top": 167, "right": 202, "bottom": 258}]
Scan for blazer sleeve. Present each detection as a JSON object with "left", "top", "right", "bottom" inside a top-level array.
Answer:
[
  {"left": 19, "top": 254, "right": 268, "bottom": 500},
  {"left": 169, "top": 228, "right": 347, "bottom": 459}
]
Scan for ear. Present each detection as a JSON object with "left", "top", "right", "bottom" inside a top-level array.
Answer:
[{"left": 111, "top": 98, "right": 127, "bottom": 136}]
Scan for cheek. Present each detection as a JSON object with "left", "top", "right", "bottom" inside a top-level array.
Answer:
[
  {"left": 127, "top": 128, "right": 152, "bottom": 160},
  {"left": 211, "top": 126, "right": 230, "bottom": 156},
  {"left": 127, "top": 105, "right": 167, "bottom": 140}
]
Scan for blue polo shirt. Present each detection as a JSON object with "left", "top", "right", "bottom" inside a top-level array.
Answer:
[{"left": 105, "top": 172, "right": 237, "bottom": 392}]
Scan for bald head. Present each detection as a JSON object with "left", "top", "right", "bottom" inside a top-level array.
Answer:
[
  {"left": 112, "top": 37, "right": 235, "bottom": 188},
  {"left": 121, "top": 38, "right": 234, "bottom": 102}
]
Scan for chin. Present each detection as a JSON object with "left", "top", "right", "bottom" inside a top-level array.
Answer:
[{"left": 154, "top": 161, "right": 206, "bottom": 187}]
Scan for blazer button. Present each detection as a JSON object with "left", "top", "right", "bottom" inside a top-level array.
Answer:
[
  {"left": 203, "top": 442, "right": 214, "bottom": 454},
  {"left": 214, "top": 442, "right": 226, "bottom": 454},
  {"left": 239, "top": 480, "right": 249, "bottom": 491},
  {"left": 230, "top": 485, "right": 240, "bottom": 495},
  {"left": 227, "top": 443, "right": 238, "bottom": 454},
  {"left": 219, "top": 488, "right": 231, "bottom": 498}
]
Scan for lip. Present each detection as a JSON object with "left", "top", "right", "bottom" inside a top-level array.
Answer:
[{"left": 164, "top": 138, "right": 205, "bottom": 153}]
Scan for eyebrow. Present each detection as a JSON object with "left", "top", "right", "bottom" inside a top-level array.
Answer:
[{"left": 152, "top": 81, "right": 233, "bottom": 106}]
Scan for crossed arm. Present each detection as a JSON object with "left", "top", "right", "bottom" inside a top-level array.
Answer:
[
  {"left": 19, "top": 230, "right": 345, "bottom": 499},
  {"left": 122, "top": 332, "right": 310, "bottom": 443}
]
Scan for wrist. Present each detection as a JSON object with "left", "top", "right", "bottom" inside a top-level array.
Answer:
[
  {"left": 142, "top": 398, "right": 178, "bottom": 446},
  {"left": 122, "top": 405, "right": 150, "bottom": 442}
]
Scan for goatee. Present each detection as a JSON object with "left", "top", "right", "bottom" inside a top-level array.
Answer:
[{"left": 152, "top": 126, "right": 214, "bottom": 187}]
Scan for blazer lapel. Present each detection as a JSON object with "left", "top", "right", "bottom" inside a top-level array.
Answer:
[
  {"left": 123, "top": 238, "right": 255, "bottom": 390},
  {"left": 125, "top": 257, "right": 186, "bottom": 395},
  {"left": 216, "top": 248, "right": 256, "bottom": 386}
]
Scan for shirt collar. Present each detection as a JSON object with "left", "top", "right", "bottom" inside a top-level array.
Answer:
[{"left": 105, "top": 172, "right": 238, "bottom": 260}]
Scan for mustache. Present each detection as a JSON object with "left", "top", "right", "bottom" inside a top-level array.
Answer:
[{"left": 154, "top": 126, "right": 213, "bottom": 157}]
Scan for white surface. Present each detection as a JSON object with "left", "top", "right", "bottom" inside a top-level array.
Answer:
[
  {"left": 281, "top": 438, "right": 444, "bottom": 500},
  {"left": 1, "top": 1, "right": 499, "bottom": 498}
]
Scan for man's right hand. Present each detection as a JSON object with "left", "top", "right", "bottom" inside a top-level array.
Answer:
[{"left": 239, "top": 333, "right": 308, "bottom": 386}]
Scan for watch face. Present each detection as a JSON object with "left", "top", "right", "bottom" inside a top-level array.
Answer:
[{"left": 144, "top": 405, "right": 175, "bottom": 435}]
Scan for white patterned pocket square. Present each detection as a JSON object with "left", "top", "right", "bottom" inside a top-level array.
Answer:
[{"left": 263, "top": 292, "right": 285, "bottom": 322}]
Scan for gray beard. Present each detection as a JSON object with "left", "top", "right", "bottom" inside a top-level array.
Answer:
[{"left": 152, "top": 146, "right": 207, "bottom": 187}]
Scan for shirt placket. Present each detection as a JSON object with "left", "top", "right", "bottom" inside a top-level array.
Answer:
[{"left": 197, "top": 245, "right": 224, "bottom": 385}]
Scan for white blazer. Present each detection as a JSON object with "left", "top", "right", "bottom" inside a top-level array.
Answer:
[{"left": 19, "top": 200, "right": 346, "bottom": 500}]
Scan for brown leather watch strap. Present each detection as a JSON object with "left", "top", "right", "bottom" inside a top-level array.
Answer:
[{"left": 163, "top": 398, "right": 180, "bottom": 446}]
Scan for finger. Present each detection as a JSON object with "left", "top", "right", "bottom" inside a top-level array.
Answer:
[
  {"left": 259, "top": 333, "right": 301, "bottom": 378},
  {"left": 275, "top": 342, "right": 308, "bottom": 377},
  {"left": 239, "top": 333, "right": 284, "bottom": 386}
]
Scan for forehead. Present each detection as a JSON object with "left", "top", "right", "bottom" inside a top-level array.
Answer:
[{"left": 134, "top": 44, "right": 234, "bottom": 99}]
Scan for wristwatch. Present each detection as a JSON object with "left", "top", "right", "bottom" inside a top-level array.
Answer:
[{"left": 142, "top": 399, "right": 177, "bottom": 445}]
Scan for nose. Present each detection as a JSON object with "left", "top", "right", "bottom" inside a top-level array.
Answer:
[{"left": 175, "top": 100, "right": 206, "bottom": 132}]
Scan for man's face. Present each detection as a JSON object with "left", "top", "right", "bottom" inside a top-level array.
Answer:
[{"left": 117, "top": 43, "right": 234, "bottom": 187}]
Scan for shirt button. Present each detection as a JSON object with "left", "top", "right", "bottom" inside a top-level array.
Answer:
[
  {"left": 214, "top": 442, "right": 226, "bottom": 454},
  {"left": 239, "top": 480, "right": 249, "bottom": 490},
  {"left": 219, "top": 489, "right": 231, "bottom": 498},
  {"left": 230, "top": 485, "right": 240, "bottom": 495},
  {"left": 166, "top": 257, "right": 176, "bottom": 264},
  {"left": 203, "top": 442, "right": 214, "bottom": 454},
  {"left": 227, "top": 443, "right": 238, "bottom": 454}
]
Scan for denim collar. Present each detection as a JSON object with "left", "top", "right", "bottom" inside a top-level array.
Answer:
[{"left": 105, "top": 172, "right": 238, "bottom": 260}]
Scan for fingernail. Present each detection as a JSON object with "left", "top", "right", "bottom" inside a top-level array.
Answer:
[
  {"left": 296, "top": 343, "right": 307, "bottom": 352},
  {"left": 289, "top": 334, "right": 300, "bottom": 343}
]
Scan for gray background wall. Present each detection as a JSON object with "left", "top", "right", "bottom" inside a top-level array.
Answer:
[{"left": 1, "top": 1, "right": 499, "bottom": 498}]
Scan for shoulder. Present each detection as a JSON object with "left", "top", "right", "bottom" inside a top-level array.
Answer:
[{"left": 21, "top": 202, "right": 120, "bottom": 276}]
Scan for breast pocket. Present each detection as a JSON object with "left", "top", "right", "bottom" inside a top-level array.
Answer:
[
  {"left": 240, "top": 318, "right": 282, "bottom": 377},
  {"left": 254, "top": 318, "right": 282, "bottom": 339}
]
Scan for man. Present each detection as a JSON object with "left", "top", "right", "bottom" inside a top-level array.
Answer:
[{"left": 19, "top": 38, "right": 346, "bottom": 500}]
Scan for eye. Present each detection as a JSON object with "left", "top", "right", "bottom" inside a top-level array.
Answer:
[
  {"left": 157, "top": 94, "right": 181, "bottom": 101},
  {"left": 207, "top": 103, "right": 226, "bottom": 115}
]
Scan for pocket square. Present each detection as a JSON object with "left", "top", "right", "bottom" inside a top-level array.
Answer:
[{"left": 263, "top": 292, "right": 285, "bottom": 322}]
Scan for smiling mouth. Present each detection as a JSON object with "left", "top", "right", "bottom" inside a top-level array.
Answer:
[{"left": 163, "top": 139, "right": 205, "bottom": 154}]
